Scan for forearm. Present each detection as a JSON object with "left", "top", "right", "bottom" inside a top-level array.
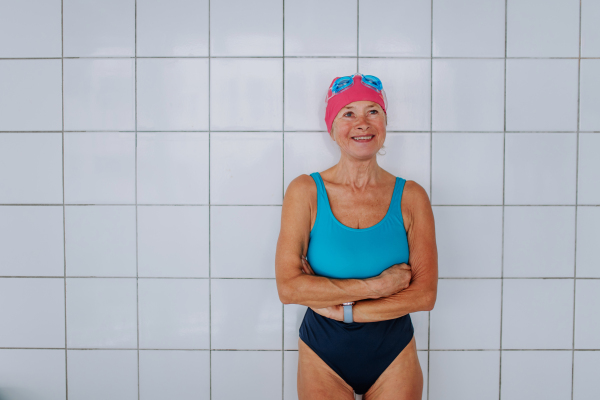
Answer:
[
  {"left": 352, "top": 283, "right": 435, "bottom": 323},
  {"left": 280, "top": 273, "right": 383, "bottom": 308}
]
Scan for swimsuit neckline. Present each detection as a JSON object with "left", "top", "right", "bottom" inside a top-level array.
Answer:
[{"left": 315, "top": 172, "right": 400, "bottom": 232}]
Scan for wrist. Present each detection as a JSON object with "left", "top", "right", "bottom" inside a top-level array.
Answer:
[{"left": 365, "top": 277, "right": 388, "bottom": 299}]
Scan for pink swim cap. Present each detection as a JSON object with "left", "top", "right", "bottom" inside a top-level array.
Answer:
[{"left": 324, "top": 74, "right": 387, "bottom": 134}]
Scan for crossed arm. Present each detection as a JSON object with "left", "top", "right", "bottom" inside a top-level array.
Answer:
[{"left": 275, "top": 176, "right": 438, "bottom": 323}]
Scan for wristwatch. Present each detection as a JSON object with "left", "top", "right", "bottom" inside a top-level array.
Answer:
[{"left": 342, "top": 302, "right": 355, "bottom": 323}]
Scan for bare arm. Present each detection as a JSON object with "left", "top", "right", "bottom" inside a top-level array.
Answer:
[
  {"left": 352, "top": 181, "right": 438, "bottom": 322},
  {"left": 275, "top": 175, "right": 409, "bottom": 308}
]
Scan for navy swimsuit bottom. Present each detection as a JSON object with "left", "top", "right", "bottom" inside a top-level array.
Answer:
[{"left": 299, "top": 308, "right": 414, "bottom": 395}]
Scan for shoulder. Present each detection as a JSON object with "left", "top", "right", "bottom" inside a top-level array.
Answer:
[
  {"left": 401, "top": 180, "right": 433, "bottom": 228},
  {"left": 402, "top": 180, "right": 430, "bottom": 206},
  {"left": 283, "top": 174, "right": 318, "bottom": 209}
]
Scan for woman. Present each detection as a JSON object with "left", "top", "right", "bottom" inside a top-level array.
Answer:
[{"left": 275, "top": 74, "right": 438, "bottom": 400}]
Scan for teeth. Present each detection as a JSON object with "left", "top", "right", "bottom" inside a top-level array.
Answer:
[{"left": 352, "top": 136, "right": 374, "bottom": 140}]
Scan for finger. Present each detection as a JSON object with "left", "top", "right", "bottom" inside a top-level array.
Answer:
[{"left": 302, "top": 259, "right": 316, "bottom": 275}]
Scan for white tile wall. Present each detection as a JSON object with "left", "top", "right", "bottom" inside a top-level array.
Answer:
[{"left": 1, "top": 1, "right": 598, "bottom": 399}]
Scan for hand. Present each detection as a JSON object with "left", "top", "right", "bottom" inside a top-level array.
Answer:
[
  {"left": 300, "top": 254, "right": 315, "bottom": 275},
  {"left": 310, "top": 304, "right": 344, "bottom": 321},
  {"left": 371, "top": 263, "right": 412, "bottom": 298}
]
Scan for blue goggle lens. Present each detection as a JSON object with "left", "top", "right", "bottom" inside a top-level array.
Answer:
[
  {"left": 331, "top": 76, "right": 354, "bottom": 94},
  {"left": 361, "top": 75, "right": 383, "bottom": 91}
]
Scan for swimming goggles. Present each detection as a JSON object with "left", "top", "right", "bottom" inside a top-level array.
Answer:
[{"left": 325, "top": 73, "right": 388, "bottom": 108}]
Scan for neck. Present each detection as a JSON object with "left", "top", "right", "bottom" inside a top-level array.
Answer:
[{"left": 329, "top": 153, "right": 382, "bottom": 189}]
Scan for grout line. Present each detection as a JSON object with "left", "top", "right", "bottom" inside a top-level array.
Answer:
[
  {"left": 427, "top": 1, "right": 433, "bottom": 399},
  {"left": 134, "top": 1, "right": 140, "bottom": 399},
  {"left": 0, "top": 347, "right": 595, "bottom": 352},
  {"left": 281, "top": 0, "right": 286, "bottom": 398},
  {"left": 1, "top": 129, "right": 597, "bottom": 134},
  {"left": 3, "top": 55, "right": 599, "bottom": 60},
  {"left": 3, "top": 276, "right": 598, "bottom": 280},
  {"left": 499, "top": 0, "right": 508, "bottom": 398},
  {"left": 207, "top": 1, "right": 212, "bottom": 399},
  {"left": 60, "top": 1, "right": 68, "bottom": 398},
  {"left": 3, "top": 203, "right": 599, "bottom": 207},
  {"left": 572, "top": 1, "right": 583, "bottom": 399}
]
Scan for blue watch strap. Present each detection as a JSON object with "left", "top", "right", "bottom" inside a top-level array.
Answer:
[{"left": 343, "top": 304, "right": 353, "bottom": 323}]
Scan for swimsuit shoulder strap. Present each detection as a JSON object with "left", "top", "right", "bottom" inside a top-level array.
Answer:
[{"left": 389, "top": 177, "right": 407, "bottom": 219}]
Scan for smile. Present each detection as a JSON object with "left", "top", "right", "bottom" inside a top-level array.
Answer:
[{"left": 352, "top": 135, "right": 375, "bottom": 142}]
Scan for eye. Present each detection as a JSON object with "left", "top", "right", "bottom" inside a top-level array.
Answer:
[
  {"left": 343, "top": 112, "right": 353, "bottom": 117},
  {"left": 369, "top": 109, "right": 378, "bottom": 114}
]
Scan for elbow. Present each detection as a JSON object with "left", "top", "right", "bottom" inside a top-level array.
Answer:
[
  {"left": 277, "top": 283, "right": 295, "bottom": 305},
  {"left": 423, "top": 291, "right": 437, "bottom": 311}
]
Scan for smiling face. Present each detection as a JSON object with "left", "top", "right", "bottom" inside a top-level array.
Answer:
[{"left": 330, "top": 100, "right": 387, "bottom": 160}]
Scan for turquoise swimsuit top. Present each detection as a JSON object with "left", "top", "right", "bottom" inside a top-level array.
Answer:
[{"left": 306, "top": 172, "right": 410, "bottom": 279}]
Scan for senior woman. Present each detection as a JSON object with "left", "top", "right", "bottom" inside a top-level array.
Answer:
[{"left": 275, "top": 74, "right": 438, "bottom": 400}]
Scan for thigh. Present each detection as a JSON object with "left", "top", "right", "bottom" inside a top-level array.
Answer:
[
  {"left": 364, "top": 336, "right": 423, "bottom": 400},
  {"left": 297, "top": 338, "right": 355, "bottom": 400}
]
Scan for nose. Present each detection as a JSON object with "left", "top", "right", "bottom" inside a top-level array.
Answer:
[{"left": 355, "top": 115, "right": 369, "bottom": 131}]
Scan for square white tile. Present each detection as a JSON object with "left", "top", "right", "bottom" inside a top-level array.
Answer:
[
  {"left": 359, "top": 0, "right": 431, "bottom": 57},
  {"left": 429, "top": 351, "right": 499, "bottom": 400},
  {"left": 504, "top": 206, "right": 576, "bottom": 277},
  {"left": 66, "top": 278, "right": 137, "bottom": 348},
  {"left": 284, "top": 351, "right": 299, "bottom": 400},
  {"left": 211, "top": 0, "right": 282, "bottom": 56},
  {"left": 0, "top": 0, "right": 61, "bottom": 57},
  {"left": 0, "top": 60, "right": 62, "bottom": 131},
  {"left": 504, "top": 133, "right": 577, "bottom": 205},
  {"left": 430, "top": 279, "right": 501, "bottom": 349},
  {"left": 284, "top": 304, "right": 308, "bottom": 350},
  {"left": 434, "top": 206, "right": 503, "bottom": 278},
  {"left": 506, "top": 59, "right": 579, "bottom": 132},
  {"left": 0, "top": 206, "right": 64, "bottom": 277},
  {"left": 576, "top": 207, "right": 600, "bottom": 278},
  {"left": 578, "top": 134, "right": 600, "bottom": 204},
  {"left": 377, "top": 133, "right": 431, "bottom": 197},
  {"left": 137, "top": 206, "right": 209, "bottom": 278},
  {"left": 136, "top": 0, "right": 209, "bottom": 57},
  {"left": 210, "top": 58, "right": 283, "bottom": 131},
  {"left": 63, "top": 0, "right": 134, "bottom": 57},
  {"left": 137, "top": 132, "right": 209, "bottom": 204},
  {"left": 0, "top": 349, "right": 66, "bottom": 400},
  {"left": 64, "top": 132, "right": 136, "bottom": 204},
  {"left": 573, "top": 351, "right": 600, "bottom": 400},
  {"left": 63, "top": 59, "right": 135, "bottom": 131},
  {"left": 284, "top": 0, "right": 357, "bottom": 56},
  {"left": 283, "top": 132, "right": 341, "bottom": 190},
  {"left": 411, "top": 311, "right": 430, "bottom": 351},
  {"left": 211, "top": 206, "right": 281, "bottom": 278},
  {"left": 580, "top": 62, "right": 600, "bottom": 132},
  {"left": 500, "top": 351, "right": 572, "bottom": 400},
  {"left": 0, "top": 133, "right": 62, "bottom": 204},
  {"left": 283, "top": 58, "right": 357, "bottom": 131},
  {"left": 211, "top": 351, "right": 282, "bottom": 400},
  {"left": 211, "top": 279, "right": 282, "bottom": 350},
  {"left": 136, "top": 59, "right": 209, "bottom": 131},
  {"left": 433, "top": 0, "right": 505, "bottom": 57},
  {"left": 139, "top": 350, "right": 210, "bottom": 400},
  {"left": 502, "top": 279, "right": 574, "bottom": 349},
  {"left": 574, "top": 280, "right": 600, "bottom": 349},
  {"left": 138, "top": 279, "right": 209, "bottom": 349},
  {"left": 67, "top": 350, "right": 138, "bottom": 400},
  {"left": 432, "top": 59, "right": 505, "bottom": 132},
  {"left": 359, "top": 59, "right": 431, "bottom": 132},
  {"left": 0, "top": 278, "right": 64, "bottom": 348},
  {"left": 210, "top": 132, "right": 283, "bottom": 205},
  {"left": 65, "top": 206, "right": 137, "bottom": 277},
  {"left": 507, "top": 0, "right": 579, "bottom": 57},
  {"left": 581, "top": 0, "right": 600, "bottom": 56},
  {"left": 432, "top": 133, "right": 504, "bottom": 205}
]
